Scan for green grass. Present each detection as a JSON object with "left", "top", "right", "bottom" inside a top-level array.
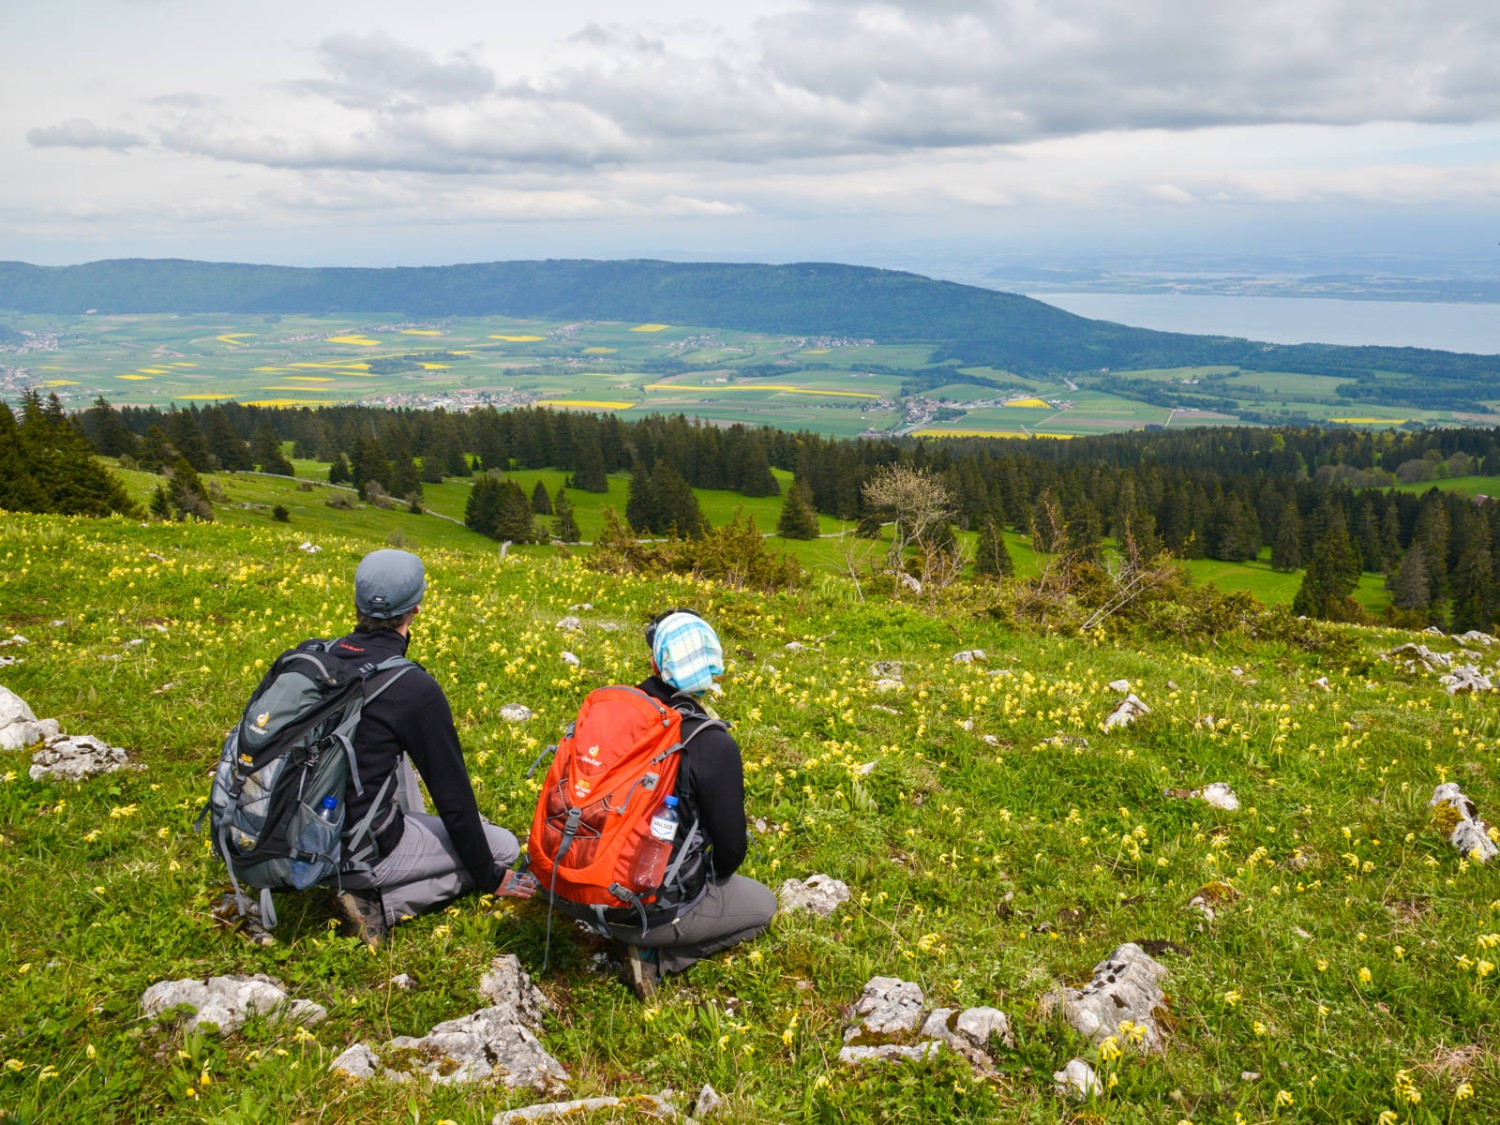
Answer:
[
  {"left": 1392, "top": 475, "right": 1500, "bottom": 498},
  {"left": 3, "top": 512, "right": 1500, "bottom": 1122}
]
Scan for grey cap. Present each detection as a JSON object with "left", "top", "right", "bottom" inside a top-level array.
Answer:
[{"left": 354, "top": 549, "right": 426, "bottom": 620}]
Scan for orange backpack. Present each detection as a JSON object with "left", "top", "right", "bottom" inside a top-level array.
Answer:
[{"left": 528, "top": 686, "right": 721, "bottom": 928}]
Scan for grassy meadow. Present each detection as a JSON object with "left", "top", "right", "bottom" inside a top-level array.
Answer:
[{"left": 1, "top": 507, "right": 1498, "bottom": 1122}]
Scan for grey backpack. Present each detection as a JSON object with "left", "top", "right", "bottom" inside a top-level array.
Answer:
[{"left": 204, "top": 639, "right": 411, "bottom": 928}]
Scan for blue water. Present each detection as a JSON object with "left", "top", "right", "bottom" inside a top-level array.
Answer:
[{"left": 1031, "top": 292, "right": 1500, "bottom": 355}]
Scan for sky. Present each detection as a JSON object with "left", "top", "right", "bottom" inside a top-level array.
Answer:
[{"left": 3, "top": 0, "right": 1499, "bottom": 278}]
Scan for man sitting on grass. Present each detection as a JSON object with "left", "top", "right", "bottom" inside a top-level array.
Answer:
[{"left": 328, "top": 548, "right": 533, "bottom": 946}]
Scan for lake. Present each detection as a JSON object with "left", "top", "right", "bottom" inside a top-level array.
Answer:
[{"left": 1031, "top": 292, "right": 1500, "bottom": 355}]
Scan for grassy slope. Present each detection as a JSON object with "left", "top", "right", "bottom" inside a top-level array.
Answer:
[{"left": 1, "top": 513, "right": 1497, "bottom": 1123}]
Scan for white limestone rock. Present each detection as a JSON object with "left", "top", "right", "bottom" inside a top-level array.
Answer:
[
  {"left": 919, "top": 1006, "right": 1014, "bottom": 1051},
  {"left": 554, "top": 616, "right": 582, "bottom": 632},
  {"left": 1454, "top": 630, "right": 1497, "bottom": 647},
  {"left": 329, "top": 1043, "right": 381, "bottom": 1078},
  {"left": 1045, "top": 943, "right": 1170, "bottom": 1051},
  {"left": 839, "top": 1042, "right": 942, "bottom": 1066},
  {"left": 870, "top": 661, "right": 904, "bottom": 679},
  {"left": 1430, "top": 783, "right": 1500, "bottom": 863},
  {"left": 694, "top": 1083, "right": 724, "bottom": 1118},
  {"left": 477, "top": 955, "right": 552, "bottom": 1028},
  {"left": 0, "top": 686, "right": 46, "bottom": 752},
  {"left": 1440, "top": 666, "right": 1494, "bottom": 694},
  {"left": 1386, "top": 643, "right": 1454, "bottom": 673},
  {"left": 1053, "top": 1058, "right": 1101, "bottom": 1100},
  {"left": 873, "top": 678, "right": 902, "bottom": 694},
  {"left": 1193, "top": 782, "right": 1240, "bottom": 811},
  {"left": 784, "top": 641, "right": 808, "bottom": 653},
  {"left": 1107, "top": 679, "right": 1131, "bottom": 693},
  {"left": 499, "top": 704, "right": 535, "bottom": 723},
  {"left": 777, "top": 874, "right": 851, "bottom": 917},
  {"left": 141, "top": 975, "right": 326, "bottom": 1034},
  {"left": 1103, "top": 694, "right": 1150, "bottom": 731},
  {"left": 952, "top": 649, "right": 986, "bottom": 664},
  {"left": 30, "top": 734, "right": 138, "bottom": 782},
  {"left": 898, "top": 573, "right": 922, "bottom": 594},
  {"left": 333, "top": 956, "right": 566, "bottom": 1091},
  {"left": 560, "top": 652, "right": 580, "bottom": 667},
  {"left": 846, "top": 977, "right": 925, "bottom": 1040},
  {"left": 494, "top": 1091, "right": 677, "bottom": 1122},
  {"left": 1311, "top": 676, "right": 1331, "bottom": 691}
]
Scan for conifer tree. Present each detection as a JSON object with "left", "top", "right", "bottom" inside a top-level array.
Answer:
[
  {"left": 1271, "top": 499, "right": 1303, "bottom": 571},
  {"left": 350, "top": 437, "right": 392, "bottom": 500},
  {"left": 328, "top": 453, "right": 351, "bottom": 486},
  {"left": 495, "top": 479, "right": 536, "bottom": 543},
  {"left": 166, "top": 457, "right": 213, "bottom": 521},
  {"left": 531, "top": 480, "right": 552, "bottom": 515},
  {"left": 1450, "top": 512, "right": 1495, "bottom": 632},
  {"left": 85, "top": 397, "right": 138, "bottom": 458},
  {"left": 166, "top": 409, "right": 214, "bottom": 472},
  {"left": 1389, "top": 542, "right": 1432, "bottom": 612},
  {"left": 464, "top": 475, "right": 502, "bottom": 538},
  {"left": 973, "top": 513, "right": 1015, "bottom": 579},
  {"left": 776, "top": 479, "right": 820, "bottom": 539},
  {"left": 1292, "top": 509, "right": 1361, "bottom": 620},
  {"left": 137, "top": 425, "right": 174, "bottom": 473},
  {"left": 202, "top": 407, "right": 252, "bottom": 472},
  {"left": 736, "top": 436, "right": 781, "bottom": 498},
  {"left": 251, "top": 424, "right": 294, "bottom": 476},
  {"left": 552, "top": 488, "right": 581, "bottom": 543},
  {"left": 571, "top": 435, "right": 609, "bottom": 493},
  {"left": 149, "top": 484, "right": 172, "bottom": 520}
]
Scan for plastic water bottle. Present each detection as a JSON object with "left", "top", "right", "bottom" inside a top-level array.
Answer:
[
  {"left": 632, "top": 796, "right": 679, "bottom": 894},
  {"left": 290, "top": 796, "right": 339, "bottom": 890}
]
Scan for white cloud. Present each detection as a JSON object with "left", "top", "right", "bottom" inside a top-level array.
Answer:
[{"left": 27, "top": 118, "right": 146, "bottom": 151}]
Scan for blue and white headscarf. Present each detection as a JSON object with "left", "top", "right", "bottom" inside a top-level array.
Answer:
[{"left": 651, "top": 611, "right": 724, "bottom": 697}]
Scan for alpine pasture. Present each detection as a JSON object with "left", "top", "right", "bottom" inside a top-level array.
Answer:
[{"left": 1, "top": 507, "right": 1498, "bottom": 1123}]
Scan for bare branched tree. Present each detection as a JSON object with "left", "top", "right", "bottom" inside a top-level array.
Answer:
[{"left": 861, "top": 465, "right": 954, "bottom": 572}]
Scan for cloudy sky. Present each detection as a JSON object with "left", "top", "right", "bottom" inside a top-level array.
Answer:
[{"left": 3, "top": 0, "right": 1498, "bottom": 275}]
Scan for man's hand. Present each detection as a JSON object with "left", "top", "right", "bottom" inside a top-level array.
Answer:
[{"left": 496, "top": 869, "right": 539, "bottom": 899}]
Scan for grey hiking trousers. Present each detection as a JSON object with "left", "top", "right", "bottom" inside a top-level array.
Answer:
[
  {"left": 341, "top": 762, "right": 519, "bottom": 928},
  {"left": 595, "top": 875, "right": 778, "bottom": 974}
]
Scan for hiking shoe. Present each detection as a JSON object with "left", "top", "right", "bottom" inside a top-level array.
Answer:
[
  {"left": 330, "top": 889, "right": 388, "bottom": 949},
  {"left": 620, "top": 944, "right": 660, "bottom": 1001}
]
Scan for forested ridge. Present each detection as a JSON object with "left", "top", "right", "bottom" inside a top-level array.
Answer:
[{"left": 2, "top": 257, "right": 1496, "bottom": 386}]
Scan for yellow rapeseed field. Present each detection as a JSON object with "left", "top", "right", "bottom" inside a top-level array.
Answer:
[
  {"left": 489, "top": 334, "right": 545, "bottom": 342},
  {"left": 629, "top": 323, "right": 670, "bottom": 332},
  {"left": 400, "top": 329, "right": 442, "bottom": 336},
  {"left": 582, "top": 346, "right": 617, "bottom": 354},
  {"left": 138, "top": 368, "right": 170, "bottom": 375},
  {"left": 418, "top": 363, "right": 451, "bottom": 370},
  {"left": 214, "top": 334, "right": 250, "bottom": 345},
  {"left": 912, "top": 428, "right": 1074, "bottom": 439},
  {"left": 1006, "top": 397, "right": 1052, "bottom": 408},
  {"left": 116, "top": 374, "right": 150, "bottom": 381},
  {"left": 325, "top": 335, "right": 381, "bottom": 347},
  {"left": 1330, "top": 417, "right": 1406, "bottom": 424},
  {"left": 177, "top": 394, "right": 231, "bottom": 401},
  {"left": 41, "top": 380, "right": 78, "bottom": 387}
]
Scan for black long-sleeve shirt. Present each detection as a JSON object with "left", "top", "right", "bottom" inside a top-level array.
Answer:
[
  {"left": 327, "top": 628, "right": 503, "bottom": 893},
  {"left": 638, "top": 675, "right": 749, "bottom": 886}
]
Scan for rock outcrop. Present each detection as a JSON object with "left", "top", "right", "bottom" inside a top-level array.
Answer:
[
  {"left": 1430, "top": 783, "right": 1500, "bottom": 863},
  {"left": 330, "top": 955, "right": 567, "bottom": 1091},
  {"left": 777, "top": 874, "right": 851, "bottom": 917},
  {"left": 1044, "top": 943, "right": 1170, "bottom": 1052},
  {"left": 141, "top": 975, "right": 326, "bottom": 1034}
]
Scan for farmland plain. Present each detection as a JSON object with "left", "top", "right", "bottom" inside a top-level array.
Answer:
[{"left": 9, "top": 311, "right": 1499, "bottom": 441}]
